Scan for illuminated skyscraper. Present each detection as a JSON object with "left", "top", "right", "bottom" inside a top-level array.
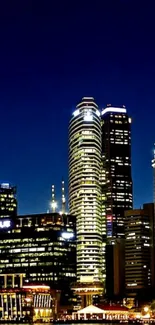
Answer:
[
  {"left": 101, "top": 105, "right": 132, "bottom": 241},
  {"left": 0, "top": 183, "right": 17, "bottom": 220},
  {"left": 125, "top": 204, "right": 155, "bottom": 299},
  {"left": 69, "top": 97, "right": 105, "bottom": 291}
]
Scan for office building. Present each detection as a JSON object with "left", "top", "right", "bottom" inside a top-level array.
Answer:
[
  {"left": 101, "top": 105, "right": 132, "bottom": 240},
  {"left": 125, "top": 203, "right": 155, "bottom": 300},
  {"left": 0, "top": 183, "right": 17, "bottom": 220},
  {"left": 69, "top": 97, "right": 105, "bottom": 305},
  {"left": 0, "top": 212, "right": 76, "bottom": 307}
]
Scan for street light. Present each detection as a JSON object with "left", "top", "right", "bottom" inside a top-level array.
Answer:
[{"left": 144, "top": 306, "right": 149, "bottom": 313}]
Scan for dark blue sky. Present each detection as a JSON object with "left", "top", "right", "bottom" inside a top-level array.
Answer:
[{"left": 0, "top": 0, "right": 154, "bottom": 214}]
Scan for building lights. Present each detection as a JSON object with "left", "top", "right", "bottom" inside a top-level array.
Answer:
[
  {"left": 83, "top": 111, "right": 93, "bottom": 121},
  {"left": 0, "top": 184, "right": 17, "bottom": 220},
  {"left": 0, "top": 212, "right": 76, "bottom": 307},
  {"left": 101, "top": 107, "right": 127, "bottom": 116},
  {"left": 23, "top": 285, "right": 50, "bottom": 290},
  {"left": 0, "top": 220, "right": 11, "bottom": 228},
  {"left": 61, "top": 232, "right": 74, "bottom": 239},
  {"left": 73, "top": 109, "right": 80, "bottom": 117},
  {"left": 69, "top": 97, "right": 104, "bottom": 286},
  {"left": 101, "top": 105, "right": 132, "bottom": 241}
]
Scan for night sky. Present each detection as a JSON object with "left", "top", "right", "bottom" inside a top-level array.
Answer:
[{"left": 0, "top": 1, "right": 154, "bottom": 214}]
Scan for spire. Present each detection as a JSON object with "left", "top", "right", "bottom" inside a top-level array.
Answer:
[
  {"left": 61, "top": 178, "right": 66, "bottom": 214},
  {"left": 51, "top": 185, "right": 57, "bottom": 212}
]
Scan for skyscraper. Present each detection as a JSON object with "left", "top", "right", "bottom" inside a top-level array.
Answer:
[
  {"left": 69, "top": 97, "right": 105, "bottom": 298},
  {"left": 0, "top": 183, "right": 17, "bottom": 221},
  {"left": 125, "top": 204, "right": 155, "bottom": 300},
  {"left": 101, "top": 105, "right": 132, "bottom": 241}
]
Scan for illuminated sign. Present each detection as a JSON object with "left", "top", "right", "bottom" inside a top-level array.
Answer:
[
  {"left": 0, "top": 220, "right": 11, "bottom": 228},
  {"left": 61, "top": 232, "right": 74, "bottom": 239},
  {"left": 73, "top": 109, "right": 80, "bottom": 117},
  {"left": 84, "top": 110, "right": 93, "bottom": 121},
  {"left": 1, "top": 183, "right": 10, "bottom": 189},
  {"left": 101, "top": 107, "right": 127, "bottom": 116}
]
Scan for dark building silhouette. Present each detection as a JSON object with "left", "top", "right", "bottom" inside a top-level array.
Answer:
[
  {"left": 101, "top": 105, "right": 132, "bottom": 299},
  {"left": 101, "top": 105, "right": 132, "bottom": 240},
  {"left": 106, "top": 239, "right": 125, "bottom": 300}
]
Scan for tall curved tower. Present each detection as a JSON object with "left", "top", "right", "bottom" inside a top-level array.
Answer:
[{"left": 69, "top": 97, "right": 103, "bottom": 286}]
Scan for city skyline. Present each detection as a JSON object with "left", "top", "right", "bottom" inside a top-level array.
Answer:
[
  {"left": 0, "top": 1, "right": 154, "bottom": 214},
  {"left": 1, "top": 97, "right": 154, "bottom": 216}
]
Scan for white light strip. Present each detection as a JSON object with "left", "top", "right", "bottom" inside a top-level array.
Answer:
[
  {"left": 82, "top": 97, "right": 94, "bottom": 100},
  {"left": 73, "top": 108, "right": 100, "bottom": 118},
  {"left": 101, "top": 107, "right": 127, "bottom": 116},
  {"left": 73, "top": 109, "right": 80, "bottom": 117},
  {"left": 23, "top": 285, "right": 50, "bottom": 289}
]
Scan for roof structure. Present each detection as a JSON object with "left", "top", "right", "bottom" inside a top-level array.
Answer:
[
  {"left": 98, "top": 304, "right": 129, "bottom": 311},
  {"left": 77, "top": 305, "right": 104, "bottom": 314}
]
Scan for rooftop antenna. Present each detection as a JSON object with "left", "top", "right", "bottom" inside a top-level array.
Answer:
[
  {"left": 51, "top": 185, "right": 57, "bottom": 212},
  {"left": 61, "top": 178, "right": 66, "bottom": 214}
]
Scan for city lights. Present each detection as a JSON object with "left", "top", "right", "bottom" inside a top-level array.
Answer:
[
  {"left": 0, "top": 220, "right": 11, "bottom": 228},
  {"left": 61, "top": 232, "right": 74, "bottom": 239},
  {"left": 69, "top": 97, "right": 104, "bottom": 287},
  {"left": 101, "top": 107, "right": 127, "bottom": 115}
]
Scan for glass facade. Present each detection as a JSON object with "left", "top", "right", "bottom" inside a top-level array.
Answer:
[
  {"left": 69, "top": 97, "right": 105, "bottom": 284},
  {"left": 101, "top": 106, "right": 132, "bottom": 240},
  {"left": 0, "top": 213, "right": 76, "bottom": 305}
]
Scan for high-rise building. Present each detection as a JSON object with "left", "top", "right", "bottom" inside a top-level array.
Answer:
[
  {"left": 101, "top": 105, "right": 132, "bottom": 241},
  {"left": 125, "top": 203, "right": 155, "bottom": 300},
  {"left": 0, "top": 212, "right": 76, "bottom": 307},
  {"left": 0, "top": 183, "right": 17, "bottom": 221},
  {"left": 69, "top": 97, "right": 105, "bottom": 305}
]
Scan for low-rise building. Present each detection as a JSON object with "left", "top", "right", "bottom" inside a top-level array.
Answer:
[{"left": 0, "top": 274, "right": 57, "bottom": 322}]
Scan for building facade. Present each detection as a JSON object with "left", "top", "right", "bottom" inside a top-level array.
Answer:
[
  {"left": 125, "top": 203, "right": 155, "bottom": 300},
  {"left": 0, "top": 183, "right": 17, "bottom": 220},
  {"left": 101, "top": 105, "right": 132, "bottom": 241},
  {"left": 0, "top": 274, "right": 54, "bottom": 322},
  {"left": 0, "top": 212, "right": 76, "bottom": 306},
  {"left": 69, "top": 97, "right": 105, "bottom": 286},
  {"left": 106, "top": 239, "right": 125, "bottom": 299}
]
